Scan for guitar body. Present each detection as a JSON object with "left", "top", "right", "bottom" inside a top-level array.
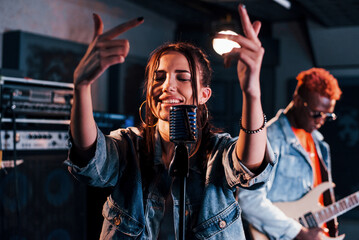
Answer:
[
  {"left": 274, "top": 182, "right": 334, "bottom": 226},
  {"left": 248, "top": 182, "right": 346, "bottom": 240}
]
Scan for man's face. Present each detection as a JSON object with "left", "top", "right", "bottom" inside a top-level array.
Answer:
[{"left": 297, "top": 91, "right": 337, "bottom": 133}]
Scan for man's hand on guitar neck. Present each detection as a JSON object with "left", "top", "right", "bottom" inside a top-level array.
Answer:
[{"left": 296, "top": 226, "right": 329, "bottom": 240}]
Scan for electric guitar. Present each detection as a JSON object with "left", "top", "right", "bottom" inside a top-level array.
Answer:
[{"left": 248, "top": 182, "right": 359, "bottom": 240}]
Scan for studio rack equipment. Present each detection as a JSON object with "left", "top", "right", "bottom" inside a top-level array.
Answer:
[{"left": 0, "top": 76, "right": 87, "bottom": 240}]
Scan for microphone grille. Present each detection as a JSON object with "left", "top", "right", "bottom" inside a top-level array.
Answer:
[{"left": 169, "top": 105, "right": 197, "bottom": 143}]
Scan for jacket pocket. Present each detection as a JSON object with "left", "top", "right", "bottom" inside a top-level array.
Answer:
[
  {"left": 192, "top": 202, "right": 240, "bottom": 239},
  {"left": 102, "top": 197, "right": 145, "bottom": 238}
]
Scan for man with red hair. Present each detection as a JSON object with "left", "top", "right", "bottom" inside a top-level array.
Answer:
[{"left": 238, "top": 68, "right": 342, "bottom": 240}]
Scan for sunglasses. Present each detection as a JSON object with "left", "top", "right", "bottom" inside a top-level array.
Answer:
[{"left": 303, "top": 102, "right": 337, "bottom": 121}]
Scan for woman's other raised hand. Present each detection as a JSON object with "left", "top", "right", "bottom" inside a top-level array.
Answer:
[
  {"left": 215, "top": 4, "right": 264, "bottom": 97},
  {"left": 74, "top": 14, "right": 144, "bottom": 89}
]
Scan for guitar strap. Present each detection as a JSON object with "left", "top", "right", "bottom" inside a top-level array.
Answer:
[
  {"left": 301, "top": 129, "right": 339, "bottom": 238},
  {"left": 319, "top": 158, "right": 339, "bottom": 237}
]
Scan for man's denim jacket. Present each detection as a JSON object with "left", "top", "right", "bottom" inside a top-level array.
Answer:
[
  {"left": 66, "top": 126, "right": 275, "bottom": 240},
  {"left": 238, "top": 110, "right": 334, "bottom": 239}
]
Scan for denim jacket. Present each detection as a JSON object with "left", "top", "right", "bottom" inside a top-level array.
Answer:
[
  {"left": 238, "top": 110, "right": 334, "bottom": 240},
  {"left": 66, "top": 126, "right": 275, "bottom": 240}
]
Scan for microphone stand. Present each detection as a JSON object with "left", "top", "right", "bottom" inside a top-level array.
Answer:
[{"left": 170, "top": 142, "right": 189, "bottom": 240}]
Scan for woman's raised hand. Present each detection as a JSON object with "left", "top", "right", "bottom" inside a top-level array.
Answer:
[
  {"left": 215, "top": 5, "right": 264, "bottom": 97},
  {"left": 74, "top": 14, "right": 144, "bottom": 88}
]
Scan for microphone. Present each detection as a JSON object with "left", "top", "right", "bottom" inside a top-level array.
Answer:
[
  {"left": 169, "top": 105, "right": 197, "bottom": 239},
  {"left": 169, "top": 105, "right": 197, "bottom": 144}
]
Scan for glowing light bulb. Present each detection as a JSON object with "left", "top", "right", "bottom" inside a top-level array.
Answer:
[{"left": 212, "top": 30, "right": 240, "bottom": 55}]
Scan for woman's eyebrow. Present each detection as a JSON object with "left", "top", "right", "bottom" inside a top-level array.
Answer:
[{"left": 175, "top": 70, "right": 190, "bottom": 73}]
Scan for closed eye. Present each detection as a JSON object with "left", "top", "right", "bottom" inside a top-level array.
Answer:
[
  {"left": 154, "top": 71, "right": 191, "bottom": 82},
  {"left": 177, "top": 72, "right": 191, "bottom": 82},
  {"left": 177, "top": 77, "right": 191, "bottom": 82}
]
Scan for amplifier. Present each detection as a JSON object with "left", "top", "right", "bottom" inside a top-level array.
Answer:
[
  {"left": 0, "top": 76, "right": 73, "bottom": 119},
  {"left": 0, "top": 112, "right": 134, "bottom": 152},
  {"left": 0, "top": 119, "right": 70, "bottom": 152},
  {"left": 0, "top": 76, "right": 135, "bottom": 154},
  {"left": 0, "top": 119, "right": 69, "bottom": 151}
]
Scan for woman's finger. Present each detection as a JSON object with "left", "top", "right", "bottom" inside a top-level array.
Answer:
[
  {"left": 226, "top": 47, "right": 261, "bottom": 61},
  {"left": 224, "top": 47, "right": 263, "bottom": 67},
  {"left": 238, "top": 4, "right": 260, "bottom": 44},
  {"left": 92, "top": 13, "right": 104, "bottom": 40},
  {"left": 97, "top": 39, "right": 130, "bottom": 48},
  {"left": 214, "top": 33, "right": 260, "bottom": 50},
  {"left": 99, "top": 46, "right": 129, "bottom": 59},
  {"left": 252, "top": 21, "right": 261, "bottom": 36},
  {"left": 101, "top": 17, "right": 144, "bottom": 40}
]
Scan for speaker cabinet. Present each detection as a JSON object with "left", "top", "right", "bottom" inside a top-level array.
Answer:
[
  {"left": 0, "top": 150, "right": 86, "bottom": 239},
  {"left": 2, "top": 30, "right": 86, "bottom": 83}
]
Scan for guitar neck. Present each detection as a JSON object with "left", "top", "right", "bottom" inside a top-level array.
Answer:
[{"left": 314, "top": 191, "right": 359, "bottom": 225}]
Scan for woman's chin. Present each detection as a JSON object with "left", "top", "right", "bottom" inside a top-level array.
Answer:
[{"left": 157, "top": 112, "right": 170, "bottom": 122}]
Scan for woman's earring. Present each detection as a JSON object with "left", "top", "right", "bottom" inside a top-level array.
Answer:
[{"left": 139, "top": 100, "right": 158, "bottom": 127}]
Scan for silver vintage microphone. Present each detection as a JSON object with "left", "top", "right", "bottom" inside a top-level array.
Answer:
[{"left": 169, "top": 105, "right": 197, "bottom": 144}]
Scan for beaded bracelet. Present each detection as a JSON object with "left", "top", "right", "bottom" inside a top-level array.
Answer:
[{"left": 239, "top": 113, "right": 267, "bottom": 134}]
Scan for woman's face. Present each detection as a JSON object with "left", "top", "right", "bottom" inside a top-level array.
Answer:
[{"left": 150, "top": 51, "right": 211, "bottom": 121}]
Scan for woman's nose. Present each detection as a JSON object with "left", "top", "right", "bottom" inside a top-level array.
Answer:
[{"left": 162, "top": 75, "right": 176, "bottom": 92}]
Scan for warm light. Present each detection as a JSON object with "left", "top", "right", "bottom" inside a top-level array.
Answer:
[{"left": 212, "top": 30, "right": 240, "bottom": 55}]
